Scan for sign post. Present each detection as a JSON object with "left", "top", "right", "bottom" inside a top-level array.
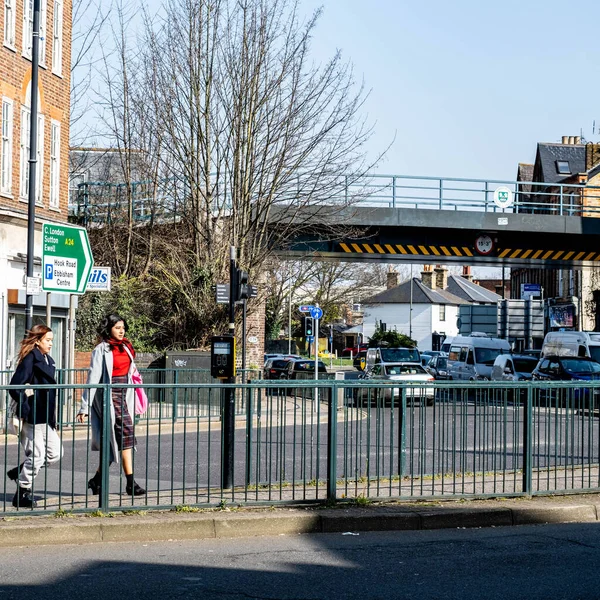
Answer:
[
  {"left": 309, "top": 306, "right": 323, "bottom": 381},
  {"left": 41, "top": 223, "right": 94, "bottom": 294}
]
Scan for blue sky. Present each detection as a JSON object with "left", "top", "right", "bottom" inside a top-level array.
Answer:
[{"left": 300, "top": 0, "right": 600, "bottom": 181}]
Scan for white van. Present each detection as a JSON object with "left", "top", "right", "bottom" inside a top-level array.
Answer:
[
  {"left": 447, "top": 334, "right": 511, "bottom": 381},
  {"left": 541, "top": 331, "right": 600, "bottom": 362}
]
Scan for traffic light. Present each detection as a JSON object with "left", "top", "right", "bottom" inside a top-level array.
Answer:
[
  {"left": 234, "top": 268, "right": 251, "bottom": 301},
  {"left": 303, "top": 316, "right": 314, "bottom": 337}
]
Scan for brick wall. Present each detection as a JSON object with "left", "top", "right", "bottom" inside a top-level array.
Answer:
[{"left": 0, "top": 0, "right": 72, "bottom": 222}]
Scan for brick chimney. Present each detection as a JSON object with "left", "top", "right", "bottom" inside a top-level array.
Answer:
[
  {"left": 462, "top": 266, "right": 473, "bottom": 281},
  {"left": 434, "top": 265, "right": 448, "bottom": 290},
  {"left": 421, "top": 265, "right": 436, "bottom": 290},
  {"left": 386, "top": 268, "right": 399, "bottom": 289}
]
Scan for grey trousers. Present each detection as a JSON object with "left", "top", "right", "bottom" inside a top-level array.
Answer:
[{"left": 18, "top": 423, "right": 62, "bottom": 488}]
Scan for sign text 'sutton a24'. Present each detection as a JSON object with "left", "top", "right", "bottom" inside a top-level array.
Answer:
[{"left": 42, "top": 223, "right": 94, "bottom": 294}]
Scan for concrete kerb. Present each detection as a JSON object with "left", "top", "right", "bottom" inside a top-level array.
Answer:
[{"left": 2, "top": 495, "right": 600, "bottom": 547}]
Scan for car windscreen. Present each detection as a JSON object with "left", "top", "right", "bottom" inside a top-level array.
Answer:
[
  {"left": 385, "top": 365, "right": 426, "bottom": 376},
  {"left": 380, "top": 348, "right": 420, "bottom": 362},
  {"left": 437, "top": 357, "right": 447, "bottom": 368},
  {"left": 562, "top": 359, "right": 600, "bottom": 374},
  {"left": 589, "top": 346, "right": 600, "bottom": 363},
  {"left": 474, "top": 348, "right": 503, "bottom": 366},
  {"left": 513, "top": 358, "right": 537, "bottom": 373}
]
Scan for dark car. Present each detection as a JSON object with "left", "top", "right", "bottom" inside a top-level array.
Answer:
[
  {"left": 426, "top": 355, "right": 450, "bottom": 380},
  {"left": 532, "top": 356, "right": 600, "bottom": 406},
  {"left": 263, "top": 358, "right": 293, "bottom": 380},
  {"left": 286, "top": 359, "right": 328, "bottom": 379}
]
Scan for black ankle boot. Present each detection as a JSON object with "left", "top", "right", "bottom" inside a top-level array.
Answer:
[
  {"left": 12, "top": 486, "right": 37, "bottom": 508},
  {"left": 126, "top": 481, "right": 146, "bottom": 496},
  {"left": 88, "top": 472, "right": 101, "bottom": 495},
  {"left": 7, "top": 462, "right": 24, "bottom": 482}
]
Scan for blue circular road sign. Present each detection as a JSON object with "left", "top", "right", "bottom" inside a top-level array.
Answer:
[{"left": 310, "top": 307, "right": 323, "bottom": 320}]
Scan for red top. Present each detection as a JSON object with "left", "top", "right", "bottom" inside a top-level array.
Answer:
[{"left": 107, "top": 338, "right": 133, "bottom": 378}]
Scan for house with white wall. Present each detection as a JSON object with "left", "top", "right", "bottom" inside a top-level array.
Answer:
[{"left": 361, "top": 266, "right": 500, "bottom": 351}]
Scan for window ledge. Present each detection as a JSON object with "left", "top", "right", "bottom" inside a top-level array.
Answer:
[
  {"left": 3, "top": 43, "right": 16, "bottom": 53},
  {"left": 48, "top": 206, "right": 60, "bottom": 212},
  {"left": 51, "top": 69, "right": 62, "bottom": 79},
  {"left": 0, "top": 191, "right": 13, "bottom": 199}
]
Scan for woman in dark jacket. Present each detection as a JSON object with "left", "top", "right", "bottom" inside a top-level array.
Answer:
[{"left": 8, "top": 325, "right": 62, "bottom": 509}]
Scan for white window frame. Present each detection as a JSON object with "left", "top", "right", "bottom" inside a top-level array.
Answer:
[
  {"left": 22, "top": 0, "right": 47, "bottom": 63},
  {"left": 51, "top": 0, "right": 62, "bottom": 75},
  {"left": 19, "top": 107, "right": 30, "bottom": 198},
  {"left": 49, "top": 120, "right": 59, "bottom": 208},
  {"left": 20, "top": 107, "right": 44, "bottom": 204},
  {"left": 4, "top": 0, "right": 15, "bottom": 49},
  {"left": 1, "top": 98, "right": 13, "bottom": 195}
]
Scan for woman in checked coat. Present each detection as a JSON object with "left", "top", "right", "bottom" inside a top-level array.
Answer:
[{"left": 77, "top": 313, "right": 146, "bottom": 497}]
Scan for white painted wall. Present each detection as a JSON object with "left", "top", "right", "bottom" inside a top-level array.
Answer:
[{"left": 363, "top": 302, "right": 460, "bottom": 351}]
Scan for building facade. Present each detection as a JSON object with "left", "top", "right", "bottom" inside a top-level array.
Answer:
[{"left": 0, "top": 0, "right": 71, "bottom": 369}]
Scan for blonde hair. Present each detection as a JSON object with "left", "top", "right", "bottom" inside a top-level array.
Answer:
[{"left": 17, "top": 325, "right": 52, "bottom": 364}]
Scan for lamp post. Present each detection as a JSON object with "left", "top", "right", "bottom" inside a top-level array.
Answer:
[{"left": 24, "top": 0, "right": 41, "bottom": 332}]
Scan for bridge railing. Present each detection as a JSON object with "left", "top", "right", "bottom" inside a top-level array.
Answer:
[
  {"left": 345, "top": 174, "right": 600, "bottom": 215},
  {"left": 1, "top": 378, "right": 600, "bottom": 514},
  {"left": 69, "top": 174, "right": 600, "bottom": 222}
]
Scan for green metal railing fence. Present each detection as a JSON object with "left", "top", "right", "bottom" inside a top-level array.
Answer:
[{"left": 1, "top": 378, "right": 600, "bottom": 515}]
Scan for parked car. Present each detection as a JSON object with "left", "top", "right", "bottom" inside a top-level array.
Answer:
[
  {"left": 531, "top": 355, "right": 600, "bottom": 406},
  {"left": 426, "top": 355, "right": 450, "bottom": 380},
  {"left": 420, "top": 350, "right": 441, "bottom": 367},
  {"left": 447, "top": 334, "right": 511, "bottom": 380},
  {"left": 354, "top": 362, "right": 435, "bottom": 405},
  {"left": 263, "top": 358, "right": 293, "bottom": 380},
  {"left": 342, "top": 343, "right": 369, "bottom": 357},
  {"left": 491, "top": 354, "right": 538, "bottom": 382},
  {"left": 286, "top": 358, "right": 328, "bottom": 379}
]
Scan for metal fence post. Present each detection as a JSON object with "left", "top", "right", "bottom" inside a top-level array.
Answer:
[
  {"left": 392, "top": 176, "right": 396, "bottom": 208},
  {"left": 438, "top": 179, "right": 443, "bottom": 209},
  {"left": 327, "top": 382, "right": 338, "bottom": 502},
  {"left": 245, "top": 384, "right": 253, "bottom": 487},
  {"left": 522, "top": 384, "right": 533, "bottom": 496},
  {"left": 173, "top": 370, "right": 179, "bottom": 423},
  {"left": 99, "top": 383, "right": 111, "bottom": 510}
]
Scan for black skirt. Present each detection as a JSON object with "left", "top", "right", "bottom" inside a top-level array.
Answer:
[{"left": 112, "top": 375, "right": 135, "bottom": 450}]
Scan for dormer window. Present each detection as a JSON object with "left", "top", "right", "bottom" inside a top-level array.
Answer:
[{"left": 556, "top": 160, "right": 571, "bottom": 174}]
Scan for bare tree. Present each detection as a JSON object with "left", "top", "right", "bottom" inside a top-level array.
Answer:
[{"left": 81, "top": 0, "right": 383, "bottom": 348}]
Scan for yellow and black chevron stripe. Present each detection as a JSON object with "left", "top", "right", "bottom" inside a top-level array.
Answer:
[
  {"left": 339, "top": 243, "right": 474, "bottom": 257},
  {"left": 338, "top": 243, "right": 600, "bottom": 261}
]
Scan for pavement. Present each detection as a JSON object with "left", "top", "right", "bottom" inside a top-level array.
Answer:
[{"left": 3, "top": 493, "right": 600, "bottom": 547}]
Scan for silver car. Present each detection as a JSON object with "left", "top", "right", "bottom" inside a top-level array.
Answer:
[{"left": 354, "top": 362, "right": 435, "bottom": 405}]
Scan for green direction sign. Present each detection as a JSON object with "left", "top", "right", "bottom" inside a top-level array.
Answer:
[{"left": 42, "top": 223, "right": 94, "bottom": 294}]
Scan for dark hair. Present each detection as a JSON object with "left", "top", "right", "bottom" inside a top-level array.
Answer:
[
  {"left": 97, "top": 313, "right": 128, "bottom": 341},
  {"left": 18, "top": 325, "right": 52, "bottom": 364}
]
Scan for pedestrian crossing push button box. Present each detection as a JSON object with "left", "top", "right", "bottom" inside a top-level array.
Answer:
[{"left": 211, "top": 335, "right": 236, "bottom": 379}]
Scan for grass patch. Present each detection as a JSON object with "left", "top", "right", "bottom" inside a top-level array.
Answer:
[
  {"left": 174, "top": 505, "right": 201, "bottom": 513},
  {"left": 53, "top": 508, "right": 74, "bottom": 519}
]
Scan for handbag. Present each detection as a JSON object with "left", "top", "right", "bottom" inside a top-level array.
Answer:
[
  {"left": 7, "top": 387, "right": 32, "bottom": 436},
  {"left": 131, "top": 369, "right": 148, "bottom": 415}
]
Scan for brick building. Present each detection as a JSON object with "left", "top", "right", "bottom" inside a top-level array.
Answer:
[
  {"left": 0, "top": 0, "right": 71, "bottom": 369},
  {"left": 512, "top": 136, "right": 600, "bottom": 331}
]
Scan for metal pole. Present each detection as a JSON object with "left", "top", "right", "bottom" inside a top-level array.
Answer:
[
  {"left": 315, "top": 306, "right": 319, "bottom": 382},
  {"left": 222, "top": 246, "right": 236, "bottom": 490},
  {"left": 241, "top": 299, "right": 247, "bottom": 381},
  {"left": 24, "top": 0, "right": 41, "bottom": 333},
  {"left": 287, "top": 264, "right": 292, "bottom": 355},
  {"left": 409, "top": 264, "right": 413, "bottom": 339},
  {"left": 45, "top": 292, "right": 51, "bottom": 326}
]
